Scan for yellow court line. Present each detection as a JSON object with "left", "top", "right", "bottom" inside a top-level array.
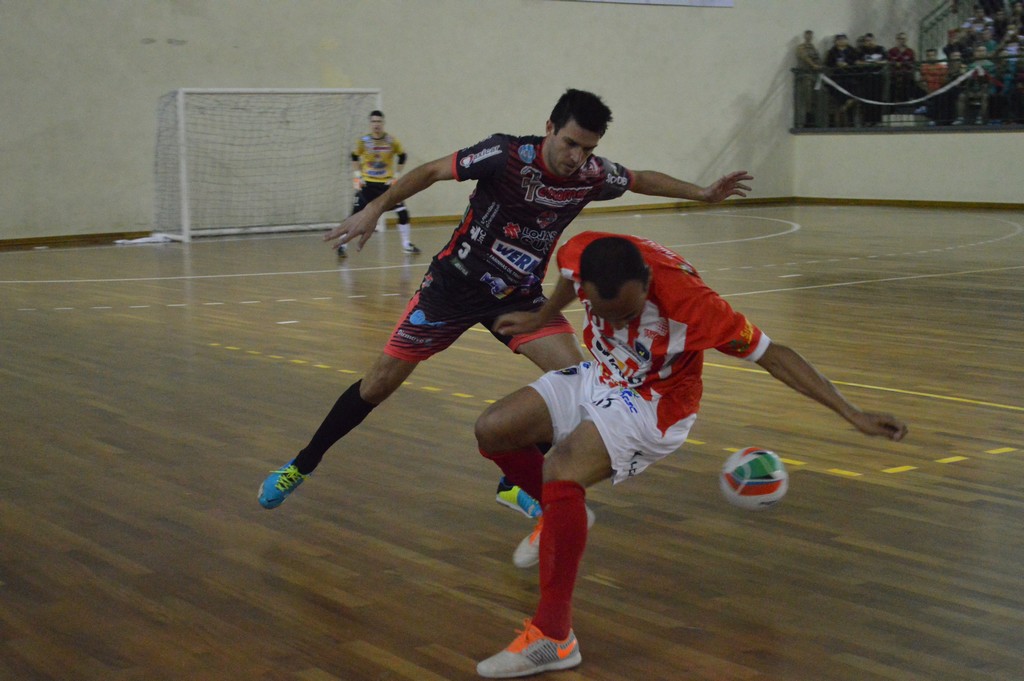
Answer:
[
  {"left": 828, "top": 469, "right": 862, "bottom": 477},
  {"left": 704, "top": 361, "right": 1024, "bottom": 413},
  {"left": 583, "top": 574, "right": 623, "bottom": 589},
  {"left": 203, "top": 342, "right": 1019, "bottom": 481},
  {"left": 207, "top": 343, "right": 1019, "bottom": 480}
]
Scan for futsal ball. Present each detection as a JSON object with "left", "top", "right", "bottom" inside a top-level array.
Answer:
[{"left": 719, "top": 447, "right": 788, "bottom": 511}]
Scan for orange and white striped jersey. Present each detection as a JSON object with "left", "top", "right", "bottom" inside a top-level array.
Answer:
[{"left": 557, "top": 231, "right": 770, "bottom": 433}]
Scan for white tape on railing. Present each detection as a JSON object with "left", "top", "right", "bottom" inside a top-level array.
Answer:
[{"left": 814, "top": 65, "right": 984, "bottom": 107}]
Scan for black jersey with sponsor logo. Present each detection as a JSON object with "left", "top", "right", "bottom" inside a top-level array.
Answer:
[{"left": 434, "top": 133, "right": 632, "bottom": 300}]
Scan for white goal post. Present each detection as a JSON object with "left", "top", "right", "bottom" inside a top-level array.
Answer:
[{"left": 154, "top": 88, "right": 382, "bottom": 242}]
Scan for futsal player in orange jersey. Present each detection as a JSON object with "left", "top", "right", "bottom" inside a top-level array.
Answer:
[{"left": 473, "top": 232, "right": 908, "bottom": 677}]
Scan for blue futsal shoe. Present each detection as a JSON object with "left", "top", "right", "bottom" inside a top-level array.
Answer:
[
  {"left": 495, "top": 476, "right": 542, "bottom": 519},
  {"left": 258, "top": 459, "right": 309, "bottom": 509}
]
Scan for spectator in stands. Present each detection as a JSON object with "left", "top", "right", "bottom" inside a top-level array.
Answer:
[
  {"left": 980, "top": 26, "right": 1000, "bottom": 54},
  {"left": 940, "top": 51, "right": 969, "bottom": 124},
  {"left": 955, "top": 45, "right": 996, "bottom": 123},
  {"left": 993, "top": 7, "right": 1010, "bottom": 40},
  {"left": 958, "top": 26, "right": 979, "bottom": 56},
  {"left": 858, "top": 33, "right": 888, "bottom": 125},
  {"left": 1007, "top": 48, "right": 1024, "bottom": 122},
  {"left": 825, "top": 33, "right": 860, "bottom": 126},
  {"left": 993, "top": 46, "right": 1018, "bottom": 121},
  {"left": 919, "top": 48, "right": 951, "bottom": 122},
  {"left": 998, "top": 24, "right": 1021, "bottom": 56},
  {"left": 794, "top": 30, "right": 824, "bottom": 128},
  {"left": 920, "top": 48, "right": 950, "bottom": 94},
  {"left": 888, "top": 32, "right": 917, "bottom": 108},
  {"left": 963, "top": 4, "right": 996, "bottom": 36},
  {"left": 1011, "top": 2, "right": 1024, "bottom": 31},
  {"left": 944, "top": 28, "right": 967, "bottom": 61},
  {"left": 979, "top": 1, "right": 1007, "bottom": 17}
]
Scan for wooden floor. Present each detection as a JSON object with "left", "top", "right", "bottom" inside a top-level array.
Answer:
[{"left": 1, "top": 204, "right": 1022, "bottom": 681}]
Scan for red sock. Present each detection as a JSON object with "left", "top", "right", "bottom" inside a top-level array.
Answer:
[
  {"left": 479, "top": 446, "right": 544, "bottom": 502},
  {"left": 532, "top": 480, "right": 587, "bottom": 640}
]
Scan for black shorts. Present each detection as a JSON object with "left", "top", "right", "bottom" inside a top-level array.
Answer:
[
  {"left": 355, "top": 181, "right": 409, "bottom": 222},
  {"left": 383, "top": 263, "right": 574, "bottom": 362}
]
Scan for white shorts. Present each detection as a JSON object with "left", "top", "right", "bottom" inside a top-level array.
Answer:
[{"left": 530, "top": 361, "right": 696, "bottom": 485}]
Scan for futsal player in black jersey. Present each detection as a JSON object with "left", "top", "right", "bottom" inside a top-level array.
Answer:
[{"left": 258, "top": 89, "right": 753, "bottom": 513}]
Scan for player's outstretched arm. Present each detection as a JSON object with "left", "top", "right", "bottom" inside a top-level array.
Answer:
[
  {"left": 630, "top": 169, "right": 753, "bottom": 203},
  {"left": 755, "top": 342, "right": 908, "bottom": 441},
  {"left": 324, "top": 154, "right": 455, "bottom": 251},
  {"left": 493, "top": 275, "right": 577, "bottom": 337}
]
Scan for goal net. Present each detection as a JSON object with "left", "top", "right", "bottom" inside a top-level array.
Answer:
[{"left": 154, "top": 88, "right": 382, "bottom": 241}]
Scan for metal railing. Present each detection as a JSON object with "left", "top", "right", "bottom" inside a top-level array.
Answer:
[
  {"left": 920, "top": 1, "right": 961, "bottom": 57},
  {"left": 792, "top": 55, "right": 1024, "bottom": 130}
]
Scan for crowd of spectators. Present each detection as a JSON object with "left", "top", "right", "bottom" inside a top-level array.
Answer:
[{"left": 793, "top": 1, "right": 1024, "bottom": 129}]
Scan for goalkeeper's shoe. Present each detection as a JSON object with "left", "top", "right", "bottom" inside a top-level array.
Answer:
[
  {"left": 258, "top": 460, "right": 309, "bottom": 509},
  {"left": 496, "top": 477, "right": 542, "bottom": 519},
  {"left": 477, "top": 619, "right": 581, "bottom": 678}
]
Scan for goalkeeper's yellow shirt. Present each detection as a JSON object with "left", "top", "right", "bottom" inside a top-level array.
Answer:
[{"left": 352, "top": 134, "right": 405, "bottom": 184}]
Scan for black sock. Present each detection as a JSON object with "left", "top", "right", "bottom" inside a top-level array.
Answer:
[{"left": 293, "top": 380, "right": 376, "bottom": 475}]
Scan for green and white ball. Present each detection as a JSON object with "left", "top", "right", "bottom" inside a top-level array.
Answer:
[{"left": 719, "top": 447, "right": 788, "bottom": 511}]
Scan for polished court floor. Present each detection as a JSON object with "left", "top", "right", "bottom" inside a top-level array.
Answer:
[{"left": 1, "top": 204, "right": 1022, "bottom": 680}]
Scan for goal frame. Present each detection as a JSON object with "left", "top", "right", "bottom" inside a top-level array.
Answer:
[{"left": 154, "top": 87, "right": 383, "bottom": 242}]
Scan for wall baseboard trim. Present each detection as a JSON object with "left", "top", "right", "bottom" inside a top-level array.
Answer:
[
  {"left": 0, "top": 231, "right": 152, "bottom": 252},
  {"left": 3, "top": 196, "right": 1022, "bottom": 251},
  {"left": 786, "top": 197, "right": 1024, "bottom": 211}
]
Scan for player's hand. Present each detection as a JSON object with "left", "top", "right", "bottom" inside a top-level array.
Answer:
[
  {"left": 849, "top": 411, "right": 909, "bottom": 441},
  {"left": 701, "top": 170, "right": 754, "bottom": 203},
  {"left": 493, "top": 311, "right": 546, "bottom": 337},
  {"left": 324, "top": 210, "right": 378, "bottom": 251}
]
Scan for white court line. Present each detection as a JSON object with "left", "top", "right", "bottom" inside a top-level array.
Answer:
[
  {"left": 552, "top": 264, "right": 1024, "bottom": 315},
  {"left": 2, "top": 213, "right": 1020, "bottom": 289},
  {"left": 720, "top": 265, "right": 1024, "bottom": 297},
  {"left": 663, "top": 213, "right": 801, "bottom": 248}
]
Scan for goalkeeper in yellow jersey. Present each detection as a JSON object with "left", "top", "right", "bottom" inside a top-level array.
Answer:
[{"left": 340, "top": 110, "right": 420, "bottom": 257}]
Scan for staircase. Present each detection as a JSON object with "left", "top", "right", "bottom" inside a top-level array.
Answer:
[{"left": 919, "top": 1, "right": 962, "bottom": 54}]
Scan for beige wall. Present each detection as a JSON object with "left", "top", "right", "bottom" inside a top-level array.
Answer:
[
  {"left": 794, "top": 132, "right": 1019, "bottom": 204},
  {"left": 0, "top": 0, "right": 1014, "bottom": 241}
]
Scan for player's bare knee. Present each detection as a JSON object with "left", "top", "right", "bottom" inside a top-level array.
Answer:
[
  {"left": 474, "top": 405, "right": 505, "bottom": 451},
  {"left": 360, "top": 357, "right": 412, "bottom": 404}
]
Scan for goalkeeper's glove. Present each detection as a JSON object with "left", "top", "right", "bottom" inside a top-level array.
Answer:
[{"left": 352, "top": 170, "right": 362, "bottom": 190}]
